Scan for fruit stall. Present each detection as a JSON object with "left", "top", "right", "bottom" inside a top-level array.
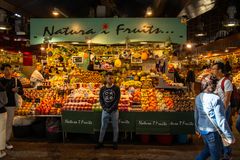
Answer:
[{"left": 9, "top": 18, "right": 198, "bottom": 142}]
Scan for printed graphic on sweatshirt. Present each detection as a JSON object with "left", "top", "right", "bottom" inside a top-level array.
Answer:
[{"left": 103, "top": 89, "right": 115, "bottom": 103}]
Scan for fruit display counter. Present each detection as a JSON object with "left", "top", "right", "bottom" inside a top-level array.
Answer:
[
  {"left": 61, "top": 87, "right": 195, "bottom": 135},
  {"left": 15, "top": 88, "right": 65, "bottom": 116}
]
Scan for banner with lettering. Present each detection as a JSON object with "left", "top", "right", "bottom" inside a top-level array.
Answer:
[{"left": 30, "top": 18, "right": 186, "bottom": 45}]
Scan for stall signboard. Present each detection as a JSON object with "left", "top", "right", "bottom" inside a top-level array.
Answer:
[
  {"left": 94, "top": 112, "right": 135, "bottom": 132},
  {"left": 62, "top": 111, "right": 194, "bottom": 134},
  {"left": 30, "top": 18, "right": 186, "bottom": 45},
  {"left": 62, "top": 111, "right": 95, "bottom": 134},
  {"left": 135, "top": 112, "right": 195, "bottom": 134}
]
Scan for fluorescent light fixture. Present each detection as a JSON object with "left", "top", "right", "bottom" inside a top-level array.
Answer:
[
  {"left": 195, "top": 32, "right": 207, "bottom": 37},
  {"left": 0, "top": 26, "right": 7, "bottom": 30},
  {"left": 0, "top": 23, "right": 12, "bottom": 30},
  {"left": 71, "top": 42, "right": 80, "bottom": 45},
  {"left": 14, "top": 13, "right": 21, "bottom": 18}
]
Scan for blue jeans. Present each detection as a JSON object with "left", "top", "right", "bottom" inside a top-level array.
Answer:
[
  {"left": 223, "top": 107, "right": 232, "bottom": 156},
  {"left": 99, "top": 110, "right": 119, "bottom": 143},
  {"left": 196, "top": 132, "right": 222, "bottom": 160},
  {"left": 236, "top": 113, "right": 240, "bottom": 133}
]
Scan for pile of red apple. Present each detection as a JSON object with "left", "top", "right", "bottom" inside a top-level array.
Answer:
[{"left": 62, "top": 97, "right": 98, "bottom": 111}]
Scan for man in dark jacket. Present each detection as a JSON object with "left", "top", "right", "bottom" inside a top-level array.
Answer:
[
  {"left": 95, "top": 72, "right": 120, "bottom": 150},
  {"left": 0, "top": 63, "right": 24, "bottom": 150}
]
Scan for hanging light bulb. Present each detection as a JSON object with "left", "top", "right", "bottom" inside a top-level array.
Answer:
[
  {"left": 223, "top": 5, "right": 239, "bottom": 27},
  {"left": 146, "top": 7, "right": 153, "bottom": 16}
]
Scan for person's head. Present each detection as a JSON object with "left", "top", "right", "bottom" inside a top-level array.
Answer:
[
  {"left": 1, "top": 63, "right": 12, "bottom": 77},
  {"left": 212, "top": 62, "right": 225, "bottom": 78},
  {"left": 36, "top": 63, "right": 42, "bottom": 71},
  {"left": 105, "top": 72, "right": 114, "bottom": 85},
  {"left": 44, "top": 67, "right": 49, "bottom": 73},
  {"left": 201, "top": 74, "right": 218, "bottom": 93}
]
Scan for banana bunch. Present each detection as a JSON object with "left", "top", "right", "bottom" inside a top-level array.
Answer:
[{"left": 122, "top": 80, "right": 142, "bottom": 88}]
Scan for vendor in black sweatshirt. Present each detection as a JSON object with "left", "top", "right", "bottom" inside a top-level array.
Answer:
[
  {"left": 0, "top": 63, "right": 24, "bottom": 150},
  {"left": 96, "top": 72, "right": 120, "bottom": 150}
]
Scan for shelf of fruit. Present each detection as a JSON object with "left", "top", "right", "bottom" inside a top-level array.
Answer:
[
  {"left": 69, "top": 70, "right": 103, "bottom": 83},
  {"left": 62, "top": 87, "right": 132, "bottom": 112},
  {"left": 141, "top": 89, "right": 158, "bottom": 112},
  {"left": 121, "top": 80, "right": 142, "bottom": 88},
  {"left": 158, "top": 74, "right": 184, "bottom": 88},
  {"left": 196, "top": 69, "right": 211, "bottom": 82},
  {"left": 233, "top": 71, "right": 240, "bottom": 88},
  {"left": 15, "top": 88, "right": 65, "bottom": 116}
]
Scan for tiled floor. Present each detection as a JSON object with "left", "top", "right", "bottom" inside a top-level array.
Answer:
[{"left": 2, "top": 118, "right": 240, "bottom": 160}]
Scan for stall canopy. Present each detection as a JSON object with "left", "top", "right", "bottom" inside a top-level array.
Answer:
[{"left": 30, "top": 18, "right": 186, "bottom": 45}]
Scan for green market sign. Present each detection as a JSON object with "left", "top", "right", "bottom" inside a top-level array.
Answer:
[
  {"left": 62, "top": 111, "right": 194, "bottom": 134},
  {"left": 30, "top": 18, "right": 186, "bottom": 45}
]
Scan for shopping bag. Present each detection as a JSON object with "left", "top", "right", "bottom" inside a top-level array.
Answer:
[
  {"left": 15, "top": 78, "right": 22, "bottom": 108},
  {"left": 220, "top": 133, "right": 232, "bottom": 147},
  {"left": 0, "top": 82, "right": 8, "bottom": 108}
]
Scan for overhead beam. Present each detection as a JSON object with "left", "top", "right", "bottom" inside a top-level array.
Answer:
[{"left": 0, "top": 0, "right": 17, "bottom": 13}]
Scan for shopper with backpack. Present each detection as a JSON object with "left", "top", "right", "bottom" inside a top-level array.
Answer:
[{"left": 212, "top": 62, "right": 233, "bottom": 160}]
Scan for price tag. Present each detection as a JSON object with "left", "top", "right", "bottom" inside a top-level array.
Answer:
[{"left": 35, "top": 98, "right": 40, "bottom": 103}]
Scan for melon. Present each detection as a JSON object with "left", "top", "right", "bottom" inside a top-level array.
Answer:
[
  {"left": 141, "top": 52, "right": 148, "bottom": 60},
  {"left": 114, "top": 59, "right": 122, "bottom": 68}
]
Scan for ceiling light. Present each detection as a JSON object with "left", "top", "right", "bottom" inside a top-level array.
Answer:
[
  {"left": 14, "top": 13, "right": 21, "bottom": 18},
  {"left": 186, "top": 43, "right": 192, "bottom": 49},
  {"left": 87, "top": 39, "right": 92, "bottom": 44},
  {"left": 146, "top": 7, "right": 153, "bottom": 16},
  {"left": 223, "top": 5, "right": 239, "bottom": 27},
  {"left": 52, "top": 7, "right": 68, "bottom": 18},
  {"left": 40, "top": 46, "right": 45, "bottom": 51},
  {"left": 52, "top": 10, "right": 60, "bottom": 16},
  {"left": 0, "top": 26, "right": 7, "bottom": 30},
  {"left": 223, "top": 18, "right": 239, "bottom": 27},
  {"left": 71, "top": 42, "right": 80, "bottom": 45},
  {"left": 0, "top": 23, "right": 12, "bottom": 30},
  {"left": 195, "top": 32, "right": 207, "bottom": 37}
]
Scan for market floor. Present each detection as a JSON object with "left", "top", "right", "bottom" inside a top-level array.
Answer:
[
  {"left": 2, "top": 134, "right": 240, "bottom": 160},
  {"left": 2, "top": 118, "right": 240, "bottom": 160}
]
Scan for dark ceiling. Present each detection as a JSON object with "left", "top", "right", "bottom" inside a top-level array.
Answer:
[{"left": 3, "top": 0, "right": 190, "bottom": 18}]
